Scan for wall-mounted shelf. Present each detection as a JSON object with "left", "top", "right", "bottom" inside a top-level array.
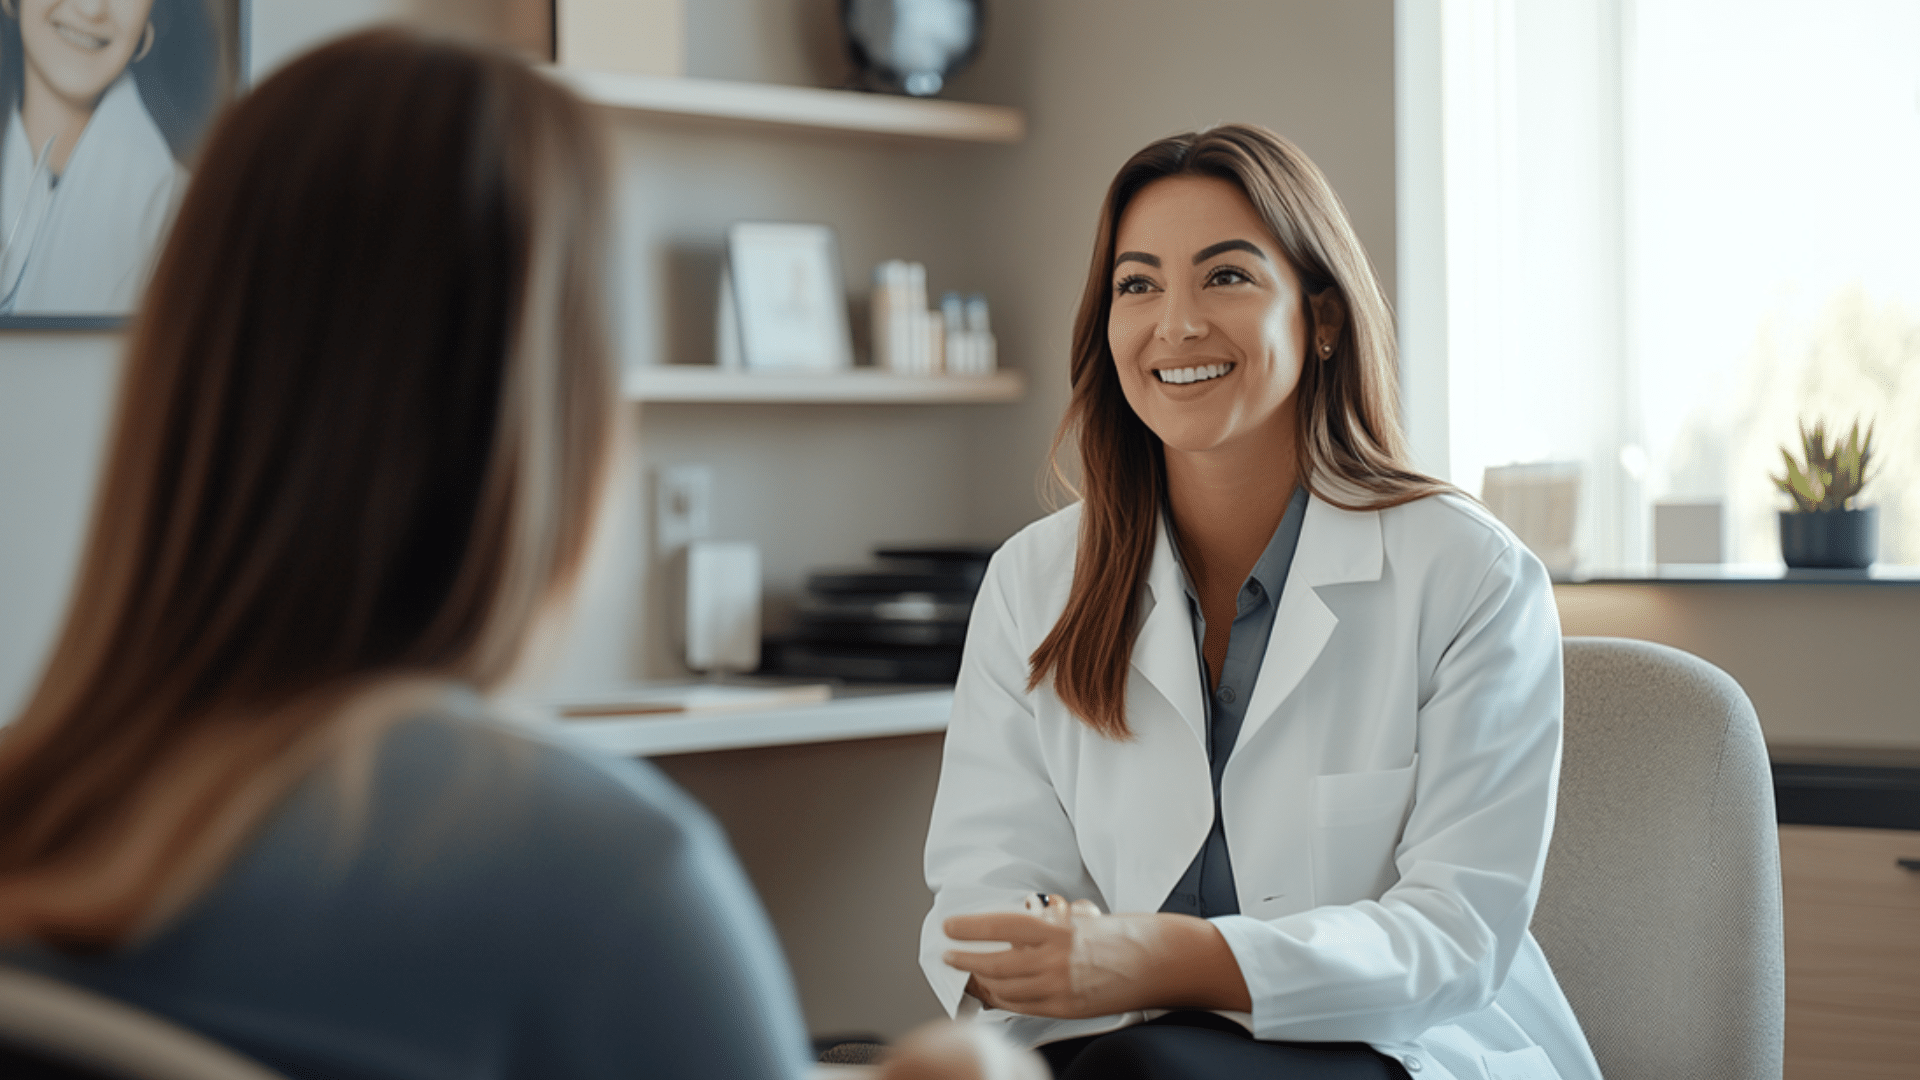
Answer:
[
  {"left": 547, "top": 68, "right": 1025, "bottom": 143},
  {"left": 624, "top": 366, "right": 1026, "bottom": 404}
]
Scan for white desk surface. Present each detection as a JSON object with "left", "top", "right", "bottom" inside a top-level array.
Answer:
[{"left": 552, "top": 688, "right": 953, "bottom": 758}]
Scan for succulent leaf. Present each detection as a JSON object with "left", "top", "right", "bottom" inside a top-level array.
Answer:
[{"left": 1778, "top": 415, "right": 1877, "bottom": 512}]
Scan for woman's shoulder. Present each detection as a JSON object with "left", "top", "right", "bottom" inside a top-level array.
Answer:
[
  {"left": 990, "top": 502, "right": 1083, "bottom": 577},
  {"left": 1370, "top": 490, "right": 1541, "bottom": 585},
  {"left": 977, "top": 503, "right": 1084, "bottom": 625},
  {"left": 373, "top": 707, "right": 720, "bottom": 855},
  {"left": 244, "top": 703, "right": 726, "bottom": 905},
  {"left": 60, "top": 705, "right": 793, "bottom": 1080},
  {"left": 1375, "top": 490, "right": 1516, "bottom": 547}
]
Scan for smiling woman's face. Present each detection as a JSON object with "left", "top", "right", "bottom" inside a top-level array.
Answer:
[
  {"left": 1107, "top": 174, "right": 1309, "bottom": 460},
  {"left": 19, "top": 0, "right": 156, "bottom": 110}
]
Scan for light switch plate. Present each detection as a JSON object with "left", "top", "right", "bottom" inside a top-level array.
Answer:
[{"left": 655, "top": 464, "right": 711, "bottom": 553}]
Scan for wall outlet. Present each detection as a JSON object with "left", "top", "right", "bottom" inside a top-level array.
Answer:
[{"left": 655, "top": 464, "right": 712, "bottom": 553}]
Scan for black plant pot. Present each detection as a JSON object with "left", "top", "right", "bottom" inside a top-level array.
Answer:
[{"left": 1778, "top": 507, "right": 1878, "bottom": 569}]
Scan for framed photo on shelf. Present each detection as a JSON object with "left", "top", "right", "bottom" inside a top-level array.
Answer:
[
  {"left": 724, "top": 221, "right": 853, "bottom": 372},
  {"left": 0, "top": 0, "right": 247, "bottom": 329}
]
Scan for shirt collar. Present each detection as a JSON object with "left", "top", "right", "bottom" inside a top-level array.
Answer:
[{"left": 1247, "top": 484, "right": 1310, "bottom": 600}]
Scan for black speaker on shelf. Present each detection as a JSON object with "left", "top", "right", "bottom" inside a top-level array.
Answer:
[{"left": 763, "top": 542, "right": 998, "bottom": 683}]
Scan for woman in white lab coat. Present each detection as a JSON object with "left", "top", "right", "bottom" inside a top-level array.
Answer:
[{"left": 922, "top": 125, "right": 1605, "bottom": 1080}]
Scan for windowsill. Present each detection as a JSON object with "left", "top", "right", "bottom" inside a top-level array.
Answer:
[{"left": 1563, "top": 563, "right": 1920, "bottom": 585}]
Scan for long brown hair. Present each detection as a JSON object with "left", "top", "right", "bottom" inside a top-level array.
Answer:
[
  {"left": 0, "top": 29, "right": 615, "bottom": 948},
  {"left": 1029, "top": 124, "right": 1450, "bottom": 739}
]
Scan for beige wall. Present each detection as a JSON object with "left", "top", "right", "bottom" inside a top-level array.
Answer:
[{"left": 1556, "top": 582, "right": 1920, "bottom": 752}]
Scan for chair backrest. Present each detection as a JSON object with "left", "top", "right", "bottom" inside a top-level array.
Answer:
[
  {"left": 0, "top": 964, "right": 287, "bottom": 1080},
  {"left": 1534, "top": 637, "right": 1784, "bottom": 1080}
]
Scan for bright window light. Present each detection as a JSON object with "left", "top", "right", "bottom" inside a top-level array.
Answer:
[{"left": 1407, "top": 0, "right": 1920, "bottom": 570}]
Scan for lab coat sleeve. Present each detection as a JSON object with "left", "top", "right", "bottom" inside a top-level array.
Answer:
[
  {"left": 919, "top": 543, "right": 1104, "bottom": 1017},
  {"left": 1209, "top": 541, "right": 1564, "bottom": 1043}
]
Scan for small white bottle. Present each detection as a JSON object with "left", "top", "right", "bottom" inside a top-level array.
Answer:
[{"left": 941, "top": 292, "right": 967, "bottom": 377}]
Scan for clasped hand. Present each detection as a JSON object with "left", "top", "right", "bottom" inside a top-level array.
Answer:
[{"left": 941, "top": 895, "right": 1179, "bottom": 1020}]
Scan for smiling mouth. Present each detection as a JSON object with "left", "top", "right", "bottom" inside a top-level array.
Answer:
[
  {"left": 52, "top": 22, "right": 113, "bottom": 52},
  {"left": 1154, "top": 362, "right": 1234, "bottom": 385}
]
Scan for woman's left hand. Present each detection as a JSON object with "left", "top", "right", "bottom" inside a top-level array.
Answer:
[{"left": 941, "top": 896, "right": 1250, "bottom": 1019}]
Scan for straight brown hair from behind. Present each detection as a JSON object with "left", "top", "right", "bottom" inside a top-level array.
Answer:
[
  {"left": 0, "top": 29, "right": 616, "bottom": 949},
  {"left": 1028, "top": 124, "right": 1452, "bottom": 739}
]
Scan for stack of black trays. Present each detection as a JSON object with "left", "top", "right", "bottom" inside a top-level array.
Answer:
[{"left": 763, "top": 543, "right": 999, "bottom": 683}]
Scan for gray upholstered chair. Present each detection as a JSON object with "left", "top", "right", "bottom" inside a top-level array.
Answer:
[
  {"left": 1535, "top": 637, "right": 1785, "bottom": 1080},
  {"left": 0, "top": 964, "right": 287, "bottom": 1080}
]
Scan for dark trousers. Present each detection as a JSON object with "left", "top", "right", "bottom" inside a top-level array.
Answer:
[{"left": 1039, "top": 1011, "right": 1414, "bottom": 1080}]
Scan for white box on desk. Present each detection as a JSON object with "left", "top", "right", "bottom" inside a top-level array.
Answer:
[{"left": 686, "top": 540, "right": 760, "bottom": 673}]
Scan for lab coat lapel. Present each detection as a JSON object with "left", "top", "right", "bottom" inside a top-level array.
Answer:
[
  {"left": 1131, "top": 515, "right": 1207, "bottom": 746},
  {"left": 1232, "top": 497, "right": 1383, "bottom": 752}
]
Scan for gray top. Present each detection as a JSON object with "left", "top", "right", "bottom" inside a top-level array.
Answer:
[
  {"left": 1158, "top": 485, "right": 1310, "bottom": 918},
  {"left": 0, "top": 699, "right": 812, "bottom": 1080}
]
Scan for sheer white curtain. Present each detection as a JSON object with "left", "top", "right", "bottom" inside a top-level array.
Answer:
[{"left": 1399, "top": 0, "right": 1636, "bottom": 573}]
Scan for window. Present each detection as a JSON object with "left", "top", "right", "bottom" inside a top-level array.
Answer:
[{"left": 1398, "top": 0, "right": 1920, "bottom": 570}]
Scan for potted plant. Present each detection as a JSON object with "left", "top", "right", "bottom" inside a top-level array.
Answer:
[{"left": 1772, "top": 417, "right": 1877, "bottom": 569}]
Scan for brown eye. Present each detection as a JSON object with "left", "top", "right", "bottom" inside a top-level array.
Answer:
[
  {"left": 1114, "top": 274, "right": 1155, "bottom": 296},
  {"left": 1207, "top": 266, "right": 1253, "bottom": 287}
]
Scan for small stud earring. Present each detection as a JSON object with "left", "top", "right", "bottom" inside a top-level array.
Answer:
[{"left": 1321, "top": 342, "right": 1333, "bottom": 356}]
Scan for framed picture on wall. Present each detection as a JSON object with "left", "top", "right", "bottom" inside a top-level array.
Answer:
[
  {"left": 726, "top": 222, "right": 854, "bottom": 372},
  {"left": 0, "top": 0, "right": 247, "bottom": 329}
]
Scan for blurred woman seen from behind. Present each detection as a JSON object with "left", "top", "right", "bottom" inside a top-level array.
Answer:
[{"left": 0, "top": 29, "right": 816, "bottom": 1079}]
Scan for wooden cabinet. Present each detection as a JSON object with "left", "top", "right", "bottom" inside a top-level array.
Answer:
[{"left": 1780, "top": 824, "right": 1920, "bottom": 1079}]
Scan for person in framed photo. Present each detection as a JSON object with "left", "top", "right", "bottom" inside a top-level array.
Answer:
[{"left": 0, "top": 0, "right": 225, "bottom": 316}]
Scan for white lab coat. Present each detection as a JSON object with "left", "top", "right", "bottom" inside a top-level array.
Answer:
[
  {"left": 921, "top": 492, "right": 1604, "bottom": 1080},
  {"left": 0, "top": 75, "right": 185, "bottom": 315}
]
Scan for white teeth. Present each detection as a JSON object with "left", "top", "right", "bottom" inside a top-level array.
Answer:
[
  {"left": 53, "top": 24, "right": 111, "bottom": 51},
  {"left": 1154, "top": 363, "right": 1233, "bottom": 385}
]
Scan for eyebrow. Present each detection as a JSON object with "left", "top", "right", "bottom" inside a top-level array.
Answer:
[
  {"left": 1112, "top": 239, "right": 1269, "bottom": 273},
  {"left": 1193, "top": 239, "right": 1268, "bottom": 264}
]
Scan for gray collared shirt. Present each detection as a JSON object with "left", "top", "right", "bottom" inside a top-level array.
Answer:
[{"left": 1159, "top": 485, "right": 1310, "bottom": 918}]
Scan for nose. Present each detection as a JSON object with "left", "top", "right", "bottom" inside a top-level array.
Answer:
[
  {"left": 1154, "top": 284, "right": 1207, "bottom": 344},
  {"left": 68, "top": 0, "right": 111, "bottom": 22}
]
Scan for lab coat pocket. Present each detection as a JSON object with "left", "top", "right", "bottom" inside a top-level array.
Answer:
[{"left": 1309, "top": 759, "right": 1416, "bottom": 903}]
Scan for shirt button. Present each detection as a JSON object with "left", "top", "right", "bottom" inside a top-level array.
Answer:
[
  {"left": 1218, "top": 686, "right": 1236, "bottom": 703},
  {"left": 1404, "top": 1056, "right": 1423, "bottom": 1072},
  {"left": 1244, "top": 580, "right": 1261, "bottom": 594}
]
